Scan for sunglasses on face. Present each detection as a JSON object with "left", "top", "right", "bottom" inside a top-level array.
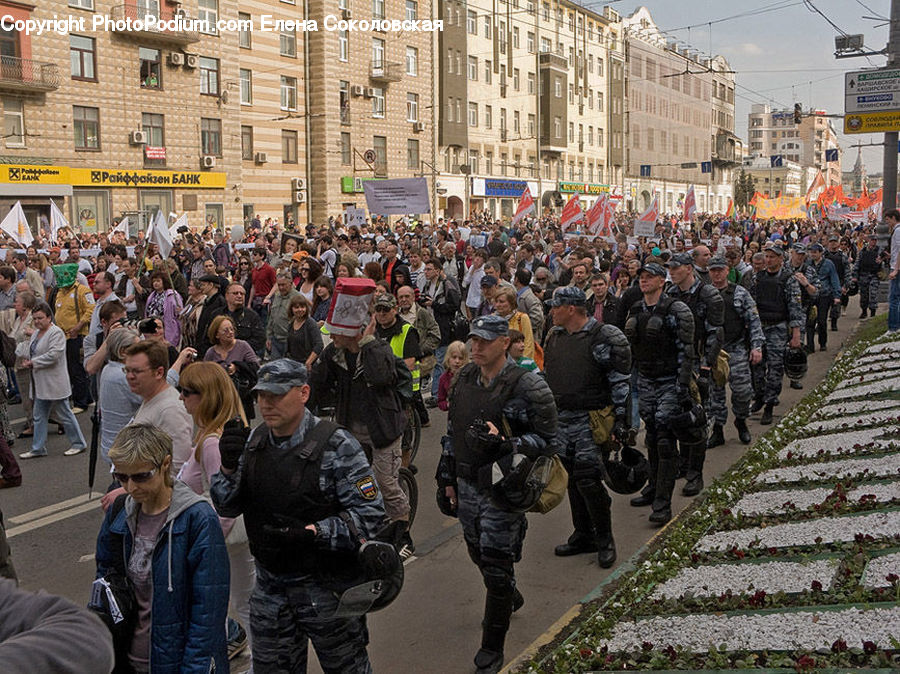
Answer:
[
  {"left": 178, "top": 386, "right": 199, "bottom": 397},
  {"left": 112, "top": 467, "right": 158, "bottom": 484}
]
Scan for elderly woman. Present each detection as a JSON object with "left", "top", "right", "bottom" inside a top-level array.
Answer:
[
  {"left": 203, "top": 315, "right": 259, "bottom": 420},
  {"left": 144, "top": 271, "right": 184, "bottom": 346},
  {"left": 98, "top": 327, "right": 143, "bottom": 467},
  {"left": 17, "top": 303, "right": 87, "bottom": 459},
  {"left": 492, "top": 286, "right": 536, "bottom": 359},
  {"left": 95, "top": 424, "right": 230, "bottom": 674}
]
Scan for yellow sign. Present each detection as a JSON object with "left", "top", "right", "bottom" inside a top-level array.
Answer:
[
  {"left": 844, "top": 111, "right": 900, "bottom": 134},
  {"left": 0, "top": 164, "right": 226, "bottom": 189},
  {"left": 755, "top": 196, "right": 807, "bottom": 220}
]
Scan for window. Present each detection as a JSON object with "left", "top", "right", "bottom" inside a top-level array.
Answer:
[
  {"left": 407, "top": 92, "right": 418, "bottom": 121},
  {"left": 468, "top": 56, "right": 477, "bottom": 80},
  {"left": 499, "top": 21, "right": 506, "bottom": 53},
  {"left": 527, "top": 32, "right": 534, "bottom": 53},
  {"left": 407, "top": 139, "right": 419, "bottom": 170},
  {"left": 467, "top": 10, "right": 476, "bottom": 34},
  {"left": 456, "top": 99, "right": 461, "bottom": 124},
  {"left": 483, "top": 16, "right": 491, "bottom": 38},
  {"left": 513, "top": 110, "right": 520, "bottom": 133},
  {"left": 339, "top": 80, "right": 350, "bottom": 123},
  {"left": 69, "top": 0, "right": 93, "bottom": 8},
  {"left": 568, "top": 83, "right": 573, "bottom": 104},
  {"left": 238, "top": 12, "right": 251, "bottom": 48},
  {"left": 554, "top": 78, "right": 562, "bottom": 97},
  {"left": 597, "top": 91, "right": 603, "bottom": 111},
  {"left": 540, "top": 37, "right": 551, "bottom": 52},
  {"left": 70, "top": 35, "right": 95, "bottom": 81},
  {"left": 513, "top": 68, "right": 519, "bottom": 90},
  {"left": 372, "top": 87, "right": 384, "bottom": 117},
  {"left": 341, "top": 132, "right": 351, "bottom": 165},
  {"left": 280, "top": 76, "right": 297, "bottom": 110},
  {"left": 241, "top": 125, "right": 253, "bottom": 160},
  {"left": 500, "top": 108, "right": 507, "bottom": 132},
  {"left": 527, "top": 72, "right": 535, "bottom": 94},
  {"left": 282, "top": 130, "right": 298, "bottom": 163},
  {"left": 469, "top": 149, "right": 479, "bottom": 174},
  {"left": 199, "top": 57, "right": 219, "bottom": 95},
  {"left": 373, "top": 0, "right": 385, "bottom": 19},
  {"left": 200, "top": 118, "right": 221, "bottom": 157},
  {"left": 139, "top": 47, "right": 161, "bottom": 89},
  {"left": 528, "top": 113, "right": 535, "bottom": 136},
  {"left": 372, "top": 37, "right": 385, "bottom": 68},
  {"left": 568, "top": 122, "right": 574, "bottom": 142},
  {"left": 597, "top": 58, "right": 603, "bottom": 77},
  {"left": 512, "top": 27, "right": 519, "bottom": 48},
  {"left": 553, "top": 116, "right": 561, "bottom": 139},
  {"left": 239, "top": 69, "right": 252, "bottom": 104},
  {"left": 373, "top": 135, "right": 387, "bottom": 175},
  {"left": 198, "top": 0, "right": 218, "bottom": 33},
  {"left": 339, "top": 30, "right": 348, "bottom": 61},
  {"left": 484, "top": 105, "right": 492, "bottom": 128},
  {"left": 468, "top": 102, "right": 477, "bottom": 126},
  {"left": 447, "top": 48, "right": 454, "bottom": 74},
  {"left": 542, "top": 1, "right": 549, "bottom": 19},
  {"left": 456, "top": 50, "right": 462, "bottom": 76},
  {"left": 405, "top": 0, "right": 417, "bottom": 21},
  {"left": 446, "top": 98, "right": 453, "bottom": 122},
  {"left": 406, "top": 46, "right": 418, "bottom": 75},
  {"left": 73, "top": 106, "right": 100, "bottom": 150},
  {"left": 280, "top": 26, "right": 297, "bottom": 57},
  {"left": 484, "top": 60, "right": 492, "bottom": 84},
  {"left": 142, "top": 112, "right": 164, "bottom": 148},
  {"left": 485, "top": 151, "right": 493, "bottom": 174},
  {"left": 3, "top": 98, "right": 24, "bottom": 148}
]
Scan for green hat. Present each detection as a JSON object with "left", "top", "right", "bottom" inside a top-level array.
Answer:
[{"left": 52, "top": 263, "right": 79, "bottom": 288}]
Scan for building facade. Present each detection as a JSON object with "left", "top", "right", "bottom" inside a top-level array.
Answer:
[{"left": 622, "top": 6, "right": 737, "bottom": 216}]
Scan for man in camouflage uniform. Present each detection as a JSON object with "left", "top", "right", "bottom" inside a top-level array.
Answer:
[
  {"left": 624, "top": 263, "right": 695, "bottom": 525},
  {"left": 747, "top": 244, "right": 803, "bottom": 425},
  {"left": 664, "top": 251, "right": 724, "bottom": 497},
  {"left": 788, "top": 243, "right": 819, "bottom": 388},
  {"left": 437, "top": 315, "right": 557, "bottom": 674},
  {"left": 707, "top": 256, "right": 765, "bottom": 447},
  {"left": 825, "top": 234, "right": 851, "bottom": 330},
  {"left": 211, "top": 359, "right": 387, "bottom": 673},
  {"left": 543, "top": 286, "right": 631, "bottom": 568},
  {"left": 853, "top": 233, "right": 884, "bottom": 318}
]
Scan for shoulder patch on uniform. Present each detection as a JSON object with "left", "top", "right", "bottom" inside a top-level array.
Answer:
[{"left": 356, "top": 476, "right": 379, "bottom": 500}]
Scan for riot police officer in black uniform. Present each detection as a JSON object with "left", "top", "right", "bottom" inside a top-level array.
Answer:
[{"left": 543, "top": 286, "right": 631, "bottom": 567}]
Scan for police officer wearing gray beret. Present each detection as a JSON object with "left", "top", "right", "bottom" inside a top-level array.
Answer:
[
  {"left": 211, "top": 359, "right": 386, "bottom": 673},
  {"left": 436, "top": 315, "right": 557, "bottom": 673},
  {"left": 544, "top": 286, "right": 631, "bottom": 567}
]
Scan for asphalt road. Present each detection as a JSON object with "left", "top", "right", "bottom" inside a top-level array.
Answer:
[{"left": 0, "top": 307, "right": 864, "bottom": 673}]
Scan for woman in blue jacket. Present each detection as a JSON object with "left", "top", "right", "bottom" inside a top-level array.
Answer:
[{"left": 96, "top": 423, "right": 230, "bottom": 674}]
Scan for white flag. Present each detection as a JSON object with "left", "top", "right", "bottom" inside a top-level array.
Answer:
[
  {"left": 169, "top": 213, "right": 188, "bottom": 240},
  {"left": 148, "top": 209, "right": 173, "bottom": 258},
  {"left": 0, "top": 201, "right": 33, "bottom": 246},
  {"left": 112, "top": 217, "right": 129, "bottom": 236},
  {"left": 49, "top": 199, "right": 69, "bottom": 243}
]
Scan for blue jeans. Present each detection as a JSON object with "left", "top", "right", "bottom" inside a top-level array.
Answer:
[
  {"left": 269, "top": 338, "right": 287, "bottom": 360},
  {"left": 889, "top": 276, "right": 900, "bottom": 331},
  {"left": 431, "top": 345, "right": 447, "bottom": 398},
  {"left": 32, "top": 398, "right": 86, "bottom": 454}
]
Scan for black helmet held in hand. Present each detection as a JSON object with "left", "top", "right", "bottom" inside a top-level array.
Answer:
[
  {"left": 668, "top": 403, "right": 708, "bottom": 444},
  {"left": 783, "top": 346, "right": 808, "bottom": 380},
  {"left": 488, "top": 453, "right": 549, "bottom": 513},
  {"left": 602, "top": 444, "right": 650, "bottom": 495}
]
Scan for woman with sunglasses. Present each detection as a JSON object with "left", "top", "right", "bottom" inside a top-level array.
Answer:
[
  {"left": 96, "top": 423, "right": 230, "bottom": 674},
  {"left": 296, "top": 257, "right": 322, "bottom": 303},
  {"left": 177, "top": 362, "right": 252, "bottom": 661}
]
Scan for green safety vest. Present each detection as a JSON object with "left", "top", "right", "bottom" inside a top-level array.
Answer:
[{"left": 389, "top": 323, "right": 420, "bottom": 392}]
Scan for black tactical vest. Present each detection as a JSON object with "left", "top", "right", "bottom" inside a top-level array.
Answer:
[
  {"left": 242, "top": 420, "right": 358, "bottom": 576},
  {"left": 857, "top": 246, "right": 881, "bottom": 274},
  {"left": 544, "top": 323, "right": 611, "bottom": 411},
  {"left": 824, "top": 250, "right": 846, "bottom": 282},
  {"left": 720, "top": 283, "right": 746, "bottom": 345},
  {"left": 755, "top": 269, "right": 788, "bottom": 323},
  {"left": 449, "top": 363, "right": 526, "bottom": 481},
  {"left": 626, "top": 297, "right": 680, "bottom": 378}
]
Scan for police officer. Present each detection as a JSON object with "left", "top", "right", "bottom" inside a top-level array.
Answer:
[
  {"left": 707, "top": 256, "right": 764, "bottom": 447},
  {"left": 747, "top": 244, "right": 803, "bottom": 425},
  {"left": 664, "top": 251, "right": 724, "bottom": 497},
  {"left": 211, "top": 359, "right": 387, "bottom": 673},
  {"left": 825, "top": 234, "right": 851, "bottom": 330},
  {"left": 808, "top": 242, "right": 841, "bottom": 351},
  {"left": 544, "top": 286, "right": 631, "bottom": 567},
  {"left": 788, "top": 243, "right": 818, "bottom": 381},
  {"left": 437, "top": 315, "right": 557, "bottom": 674},
  {"left": 625, "top": 263, "right": 695, "bottom": 525},
  {"left": 853, "top": 234, "right": 884, "bottom": 318}
]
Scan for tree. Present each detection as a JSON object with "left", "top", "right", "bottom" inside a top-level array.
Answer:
[{"left": 733, "top": 169, "right": 756, "bottom": 210}]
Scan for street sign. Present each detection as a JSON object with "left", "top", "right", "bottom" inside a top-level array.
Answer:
[
  {"left": 770, "top": 155, "right": 783, "bottom": 168},
  {"left": 844, "top": 111, "right": 900, "bottom": 134},
  {"left": 363, "top": 149, "right": 377, "bottom": 163},
  {"left": 845, "top": 68, "right": 900, "bottom": 113},
  {"left": 679, "top": 162, "right": 697, "bottom": 169},
  {"left": 640, "top": 165, "right": 651, "bottom": 177},
  {"left": 825, "top": 148, "right": 839, "bottom": 162},
  {"left": 701, "top": 161, "right": 712, "bottom": 174}
]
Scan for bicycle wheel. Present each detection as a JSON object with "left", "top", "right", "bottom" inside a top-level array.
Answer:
[
  {"left": 402, "top": 405, "right": 422, "bottom": 465},
  {"left": 398, "top": 466, "right": 418, "bottom": 527}
]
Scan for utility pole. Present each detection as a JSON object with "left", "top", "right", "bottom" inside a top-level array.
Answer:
[{"left": 878, "top": 0, "right": 900, "bottom": 246}]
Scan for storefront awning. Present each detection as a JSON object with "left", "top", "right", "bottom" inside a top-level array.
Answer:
[{"left": 0, "top": 184, "right": 72, "bottom": 197}]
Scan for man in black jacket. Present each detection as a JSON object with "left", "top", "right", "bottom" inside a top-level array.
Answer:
[
  {"left": 224, "top": 283, "right": 265, "bottom": 356},
  {"left": 421, "top": 258, "right": 461, "bottom": 400},
  {"left": 194, "top": 274, "right": 228, "bottom": 356}
]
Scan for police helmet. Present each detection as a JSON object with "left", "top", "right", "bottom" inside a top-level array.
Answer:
[
  {"left": 784, "top": 346, "right": 808, "bottom": 380},
  {"left": 489, "top": 453, "right": 549, "bottom": 513},
  {"left": 668, "top": 403, "right": 708, "bottom": 444},
  {"left": 435, "top": 487, "right": 456, "bottom": 517},
  {"left": 332, "top": 540, "right": 404, "bottom": 616},
  {"left": 602, "top": 444, "right": 650, "bottom": 495},
  {"left": 847, "top": 279, "right": 859, "bottom": 297}
]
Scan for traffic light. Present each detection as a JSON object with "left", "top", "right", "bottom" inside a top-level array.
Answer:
[{"left": 793, "top": 103, "right": 802, "bottom": 124}]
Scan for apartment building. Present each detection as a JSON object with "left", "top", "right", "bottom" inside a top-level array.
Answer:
[
  {"left": 623, "top": 6, "right": 737, "bottom": 215},
  {"left": 747, "top": 103, "right": 842, "bottom": 188},
  {"left": 436, "top": 0, "right": 624, "bottom": 220}
]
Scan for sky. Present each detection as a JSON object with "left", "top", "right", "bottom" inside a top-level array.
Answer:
[{"left": 609, "top": 0, "right": 893, "bottom": 174}]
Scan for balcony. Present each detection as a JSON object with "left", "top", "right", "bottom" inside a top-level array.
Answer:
[
  {"left": 109, "top": 4, "right": 201, "bottom": 45},
  {"left": 369, "top": 61, "right": 403, "bottom": 83},
  {"left": 0, "top": 57, "right": 59, "bottom": 92}
]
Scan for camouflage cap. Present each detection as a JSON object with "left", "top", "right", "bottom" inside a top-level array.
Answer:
[
  {"left": 373, "top": 292, "right": 397, "bottom": 309},
  {"left": 828, "top": 234, "right": 839, "bottom": 241},
  {"left": 550, "top": 285, "right": 587, "bottom": 307},
  {"left": 666, "top": 252, "right": 693, "bottom": 267},
  {"left": 468, "top": 314, "right": 509, "bottom": 340},
  {"left": 808, "top": 242, "right": 825, "bottom": 252},
  {"left": 639, "top": 262, "right": 668, "bottom": 278},
  {"left": 791, "top": 243, "right": 807, "bottom": 254},
  {"left": 707, "top": 255, "right": 728, "bottom": 270},
  {"left": 252, "top": 358, "right": 309, "bottom": 395}
]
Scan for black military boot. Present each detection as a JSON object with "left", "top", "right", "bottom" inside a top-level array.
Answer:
[
  {"left": 831, "top": 318, "right": 838, "bottom": 331},
  {"left": 734, "top": 418, "right": 752, "bottom": 444},
  {"left": 859, "top": 308, "right": 868, "bottom": 319},
  {"left": 555, "top": 481, "right": 598, "bottom": 556},
  {"left": 751, "top": 396, "right": 765, "bottom": 413},
  {"left": 649, "top": 440, "right": 676, "bottom": 525},
  {"left": 760, "top": 403, "right": 774, "bottom": 425},
  {"left": 475, "top": 575, "right": 513, "bottom": 674},
  {"left": 870, "top": 308, "right": 876, "bottom": 317},
  {"left": 577, "top": 479, "right": 617, "bottom": 568},
  {"left": 707, "top": 423, "right": 725, "bottom": 449},
  {"left": 790, "top": 380, "right": 803, "bottom": 389}
]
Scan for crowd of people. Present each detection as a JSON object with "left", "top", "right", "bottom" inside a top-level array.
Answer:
[{"left": 0, "top": 204, "right": 898, "bottom": 674}]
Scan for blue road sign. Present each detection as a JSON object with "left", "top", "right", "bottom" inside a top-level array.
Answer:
[
  {"left": 701, "top": 161, "right": 712, "bottom": 174},
  {"left": 825, "top": 148, "right": 839, "bottom": 162},
  {"left": 640, "top": 165, "right": 651, "bottom": 177},
  {"left": 770, "top": 155, "right": 783, "bottom": 168}
]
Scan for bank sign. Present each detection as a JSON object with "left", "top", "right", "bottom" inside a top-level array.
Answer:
[
  {"left": 483, "top": 179, "right": 528, "bottom": 197},
  {"left": 0, "top": 165, "right": 226, "bottom": 189}
]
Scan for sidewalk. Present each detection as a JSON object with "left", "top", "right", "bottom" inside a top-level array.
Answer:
[{"left": 511, "top": 316, "right": 900, "bottom": 672}]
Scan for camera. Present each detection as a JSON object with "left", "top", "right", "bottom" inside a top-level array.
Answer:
[{"left": 177, "top": 225, "right": 189, "bottom": 234}]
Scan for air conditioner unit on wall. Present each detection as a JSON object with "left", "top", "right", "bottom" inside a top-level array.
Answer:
[
  {"left": 129, "top": 130, "right": 147, "bottom": 145},
  {"left": 342, "top": 8, "right": 352, "bottom": 19},
  {"left": 184, "top": 54, "right": 199, "bottom": 69},
  {"left": 291, "top": 177, "right": 307, "bottom": 190},
  {"left": 167, "top": 52, "right": 184, "bottom": 66},
  {"left": 414, "top": 121, "right": 425, "bottom": 132},
  {"left": 364, "top": 87, "right": 376, "bottom": 98},
  {"left": 294, "top": 190, "right": 306, "bottom": 203},
  {"left": 201, "top": 155, "right": 216, "bottom": 168},
  {"left": 351, "top": 84, "right": 364, "bottom": 97},
  {"left": 254, "top": 151, "right": 268, "bottom": 164}
]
